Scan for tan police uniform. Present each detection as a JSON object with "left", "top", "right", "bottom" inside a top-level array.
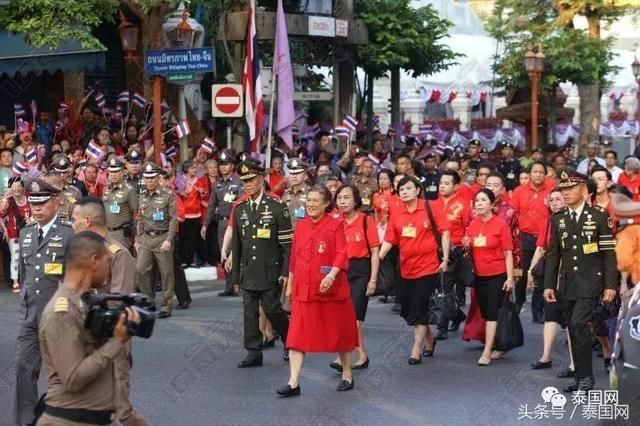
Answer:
[
  {"left": 136, "top": 163, "right": 177, "bottom": 316},
  {"left": 103, "top": 158, "right": 139, "bottom": 251},
  {"left": 282, "top": 158, "right": 310, "bottom": 230},
  {"left": 353, "top": 176, "right": 378, "bottom": 215},
  {"left": 37, "top": 285, "right": 122, "bottom": 426},
  {"left": 49, "top": 155, "right": 82, "bottom": 220},
  {"left": 124, "top": 149, "right": 144, "bottom": 195}
]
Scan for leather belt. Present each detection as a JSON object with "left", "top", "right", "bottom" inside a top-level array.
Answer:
[
  {"left": 45, "top": 405, "right": 114, "bottom": 425},
  {"left": 144, "top": 230, "right": 168, "bottom": 237}
]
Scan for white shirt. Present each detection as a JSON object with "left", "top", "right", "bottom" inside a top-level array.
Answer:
[
  {"left": 250, "top": 191, "right": 264, "bottom": 211},
  {"left": 568, "top": 202, "right": 586, "bottom": 222},
  {"left": 577, "top": 157, "right": 605, "bottom": 175},
  {"left": 38, "top": 214, "right": 58, "bottom": 239},
  {"left": 607, "top": 166, "right": 623, "bottom": 183}
]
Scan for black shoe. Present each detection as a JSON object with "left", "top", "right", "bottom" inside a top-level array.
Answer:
[
  {"left": 563, "top": 378, "right": 580, "bottom": 393},
  {"left": 557, "top": 368, "right": 575, "bottom": 378},
  {"left": 276, "top": 384, "right": 300, "bottom": 397},
  {"left": 436, "top": 328, "right": 448, "bottom": 340},
  {"left": 337, "top": 378, "right": 354, "bottom": 392},
  {"left": 238, "top": 353, "right": 263, "bottom": 368},
  {"left": 531, "top": 360, "right": 552, "bottom": 370},
  {"left": 352, "top": 358, "right": 369, "bottom": 370},
  {"left": 157, "top": 310, "right": 172, "bottom": 319},
  {"left": 449, "top": 311, "right": 467, "bottom": 331},
  {"left": 578, "top": 376, "right": 595, "bottom": 391},
  {"left": 329, "top": 361, "right": 344, "bottom": 372},
  {"left": 408, "top": 357, "right": 422, "bottom": 365},
  {"left": 604, "top": 358, "right": 611, "bottom": 372},
  {"left": 283, "top": 349, "right": 289, "bottom": 362},
  {"left": 449, "top": 321, "right": 461, "bottom": 332},
  {"left": 175, "top": 302, "right": 190, "bottom": 310},
  {"left": 391, "top": 303, "right": 402, "bottom": 313},
  {"left": 148, "top": 306, "right": 157, "bottom": 312},
  {"left": 422, "top": 339, "right": 437, "bottom": 357},
  {"left": 261, "top": 336, "right": 277, "bottom": 349},
  {"left": 218, "top": 290, "right": 232, "bottom": 297}
]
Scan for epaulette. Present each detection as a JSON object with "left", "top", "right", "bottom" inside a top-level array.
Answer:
[
  {"left": 54, "top": 296, "right": 69, "bottom": 313},
  {"left": 56, "top": 218, "right": 73, "bottom": 228},
  {"left": 552, "top": 208, "right": 567, "bottom": 217},
  {"left": 592, "top": 205, "right": 606, "bottom": 213},
  {"left": 109, "top": 243, "right": 122, "bottom": 254}
]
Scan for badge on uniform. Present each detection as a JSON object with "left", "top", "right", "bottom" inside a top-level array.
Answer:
[
  {"left": 54, "top": 297, "right": 69, "bottom": 313},
  {"left": 223, "top": 192, "right": 235, "bottom": 203},
  {"left": 401, "top": 225, "right": 416, "bottom": 238},
  {"left": 110, "top": 204, "right": 120, "bottom": 214},
  {"left": 428, "top": 185, "right": 437, "bottom": 192},
  {"left": 45, "top": 263, "right": 64, "bottom": 275},
  {"left": 583, "top": 243, "right": 599, "bottom": 254},
  {"left": 559, "top": 218, "right": 566, "bottom": 229},
  {"left": 362, "top": 198, "right": 371, "bottom": 206},
  {"left": 507, "top": 172, "right": 515, "bottom": 180},
  {"left": 294, "top": 207, "right": 305, "bottom": 218},
  {"left": 153, "top": 210, "right": 164, "bottom": 221},
  {"left": 257, "top": 228, "right": 271, "bottom": 239},
  {"left": 474, "top": 235, "right": 487, "bottom": 247}
]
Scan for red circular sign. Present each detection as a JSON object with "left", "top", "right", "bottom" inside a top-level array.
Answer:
[{"left": 215, "top": 86, "right": 241, "bottom": 115}]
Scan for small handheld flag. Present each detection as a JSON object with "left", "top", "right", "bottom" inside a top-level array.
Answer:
[
  {"left": 55, "top": 120, "right": 64, "bottom": 131},
  {"left": 85, "top": 140, "right": 104, "bottom": 161},
  {"left": 334, "top": 126, "right": 350, "bottom": 138},
  {"left": 77, "top": 159, "right": 87, "bottom": 170},
  {"left": 12, "top": 161, "right": 28, "bottom": 175},
  {"left": 200, "top": 137, "right": 216, "bottom": 154},
  {"left": 161, "top": 100, "right": 170, "bottom": 114},
  {"left": 132, "top": 93, "right": 147, "bottom": 109},
  {"left": 95, "top": 92, "right": 106, "bottom": 108},
  {"left": 418, "top": 124, "right": 432, "bottom": 133},
  {"left": 343, "top": 115, "right": 358, "bottom": 132},
  {"left": 175, "top": 120, "right": 191, "bottom": 139},
  {"left": 14, "top": 104, "right": 25, "bottom": 117},
  {"left": 59, "top": 103, "right": 69, "bottom": 112},
  {"left": 164, "top": 145, "right": 177, "bottom": 159},
  {"left": 117, "top": 91, "right": 130, "bottom": 104},
  {"left": 30, "top": 100, "right": 38, "bottom": 118},
  {"left": 25, "top": 148, "right": 37, "bottom": 164}
]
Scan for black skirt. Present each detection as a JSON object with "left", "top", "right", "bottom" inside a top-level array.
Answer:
[
  {"left": 475, "top": 273, "right": 507, "bottom": 321},
  {"left": 401, "top": 274, "right": 438, "bottom": 326},
  {"left": 347, "top": 258, "right": 371, "bottom": 322}
]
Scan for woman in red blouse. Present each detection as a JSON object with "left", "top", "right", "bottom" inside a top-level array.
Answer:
[
  {"left": 462, "top": 188, "right": 514, "bottom": 366},
  {"left": 0, "top": 176, "right": 30, "bottom": 293},
  {"left": 379, "top": 176, "right": 450, "bottom": 365},
  {"left": 372, "top": 168, "right": 396, "bottom": 228},
  {"left": 267, "top": 154, "right": 286, "bottom": 197},
  {"left": 178, "top": 160, "right": 208, "bottom": 267},
  {"left": 330, "top": 185, "right": 380, "bottom": 371},
  {"left": 280, "top": 186, "right": 358, "bottom": 397}
]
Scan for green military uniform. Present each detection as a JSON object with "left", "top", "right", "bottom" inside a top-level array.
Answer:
[
  {"left": 136, "top": 163, "right": 177, "bottom": 317},
  {"left": 544, "top": 168, "right": 617, "bottom": 392},
  {"left": 283, "top": 158, "right": 310, "bottom": 230},
  {"left": 231, "top": 158, "right": 292, "bottom": 367},
  {"left": 103, "top": 158, "right": 139, "bottom": 251}
]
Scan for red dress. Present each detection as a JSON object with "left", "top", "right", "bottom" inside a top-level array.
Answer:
[{"left": 287, "top": 214, "right": 358, "bottom": 353}]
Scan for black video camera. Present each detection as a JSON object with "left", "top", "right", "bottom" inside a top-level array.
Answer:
[{"left": 84, "top": 292, "right": 155, "bottom": 339}]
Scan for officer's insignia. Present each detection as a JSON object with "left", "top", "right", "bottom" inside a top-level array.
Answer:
[
  {"left": 241, "top": 211, "right": 248, "bottom": 220},
  {"left": 221, "top": 153, "right": 227, "bottom": 161},
  {"left": 59, "top": 159, "right": 65, "bottom": 166},
  {"left": 131, "top": 151, "right": 139, "bottom": 158},
  {"left": 145, "top": 164, "right": 153, "bottom": 173},
  {"left": 318, "top": 241, "right": 326, "bottom": 253},
  {"left": 560, "top": 170, "right": 568, "bottom": 180},
  {"left": 110, "top": 159, "right": 116, "bottom": 166},
  {"left": 608, "top": 217, "right": 613, "bottom": 229},
  {"left": 31, "top": 181, "right": 40, "bottom": 192},
  {"left": 291, "top": 159, "right": 298, "bottom": 168},
  {"left": 630, "top": 315, "right": 640, "bottom": 341},
  {"left": 559, "top": 218, "right": 566, "bottom": 229},
  {"left": 50, "top": 235, "right": 63, "bottom": 241},
  {"left": 241, "top": 164, "right": 249, "bottom": 173},
  {"left": 282, "top": 207, "right": 290, "bottom": 218},
  {"left": 54, "top": 297, "right": 69, "bottom": 313}
]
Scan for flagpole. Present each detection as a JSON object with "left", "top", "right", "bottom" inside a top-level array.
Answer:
[{"left": 265, "top": 67, "right": 277, "bottom": 172}]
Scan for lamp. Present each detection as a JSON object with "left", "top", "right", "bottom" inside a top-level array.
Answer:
[
  {"left": 632, "top": 57, "right": 640, "bottom": 81},
  {"left": 118, "top": 10, "right": 139, "bottom": 63},
  {"left": 174, "top": 8, "right": 194, "bottom": 47},
  {"left": 524, "top": 49, "right": 544, "bottom": 151}
]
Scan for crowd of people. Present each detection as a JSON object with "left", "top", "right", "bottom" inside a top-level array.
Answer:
[{"left": 3, "top": 100, "right": 640, "bottom": 423}]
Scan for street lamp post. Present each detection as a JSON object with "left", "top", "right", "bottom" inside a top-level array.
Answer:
[
  {"left": 524, "top": 50, "right": 545, "bottom": 152},
  {"left": 632, "top": 57, "right": 640, "bottom": 119}
]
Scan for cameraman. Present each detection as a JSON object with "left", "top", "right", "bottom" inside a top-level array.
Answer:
[
  {"left": 37, "top": 231, "right": 140, "bottom": 425},
  {"left": 71, "top": 198, "right": 148, "bottom": 425}
]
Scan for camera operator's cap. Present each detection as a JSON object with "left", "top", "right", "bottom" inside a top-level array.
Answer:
[
  {"left": 468, "top": 139, "right": 480, "bottom": 147},
  {"left": 622, "top": 301, "right": 640, "bottom": 368},
  {"left": 125, "top": 149, "right": 142, "bottom": 164},
  {"left": 51, "top": 154, "right": 71, "bottom": 173},
  {"left": 500, "top": 141, "right": 513, "bottom": 149},
  {"left": 287, "top": 158, "right": 310, "bottom": 175},
  {"left": 237, "top": 157, "right": 265, "bottom": 181},
  {"left": 218, "top": 149, "right": 236, "bottom": 165},
  {"left": 142, "top": 162, "right": 162, "bottom": 178},
  {"left": 26, "top": 178, "right": 61, "bottom": 204},
  {"left": 558, "top": 168, "right": 587, "bottom": 188},
  {"left": 107, "top": 157, "right": 125, "bottom": 172}
]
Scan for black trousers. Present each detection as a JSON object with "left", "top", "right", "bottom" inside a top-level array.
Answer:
[
  {"left": 179, "top": 218, "right": 204, "bottom": 265},
  {"left": 517, "top": 233, "right": 544, "bottom": 318},
  {"left": 173, "top": 238, "right": 192, "bottom": 305},
  {"left": 203, "top": 221, "right": 219, "bottom": 265},
  {"left": 242, "top": 286, "right": 289, "bottom": 356},
  {"left": 564, "top": 297, "right": 598, "bottom": 379}
]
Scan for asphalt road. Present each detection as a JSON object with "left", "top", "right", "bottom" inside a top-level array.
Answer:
[{"left": 0, "top": 278, "right": 629, "bottom": 426}]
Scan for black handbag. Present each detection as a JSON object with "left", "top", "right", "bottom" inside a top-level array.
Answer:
[
  {"left": 374, "top": 256, "right": 395, "bottom": 296},
  {"left": 450, "top": 246, "right": 475, "bottom": 287},
  {"left": 495, "top": 292, "right": 524, "bottom": 351},
  {"left": 429, "top": 274, "right": 457, "bottom": 325}
]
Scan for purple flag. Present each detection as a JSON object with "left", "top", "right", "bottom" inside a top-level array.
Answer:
[{"left": 274, "top": 0, "right": 295, "bottom": 148}]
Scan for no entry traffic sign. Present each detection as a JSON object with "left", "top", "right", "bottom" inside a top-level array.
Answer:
[{"left": 212, "top": 84, "right": 243, "bottom": 118}]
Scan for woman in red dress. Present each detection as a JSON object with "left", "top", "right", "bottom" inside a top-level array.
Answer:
[
  {"left": 379, "top": 176, "right": 450, "bottom": 364},
  {"left": 280, "top": 185, "right": 358, "bottom": 397},
  {"left": 462, "top": 188, "right": 514, "bottom": 366}
]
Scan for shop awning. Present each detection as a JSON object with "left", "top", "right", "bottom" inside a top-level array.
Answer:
[{"left": 0, "top": 31, "right": 105, "bottom": 76}]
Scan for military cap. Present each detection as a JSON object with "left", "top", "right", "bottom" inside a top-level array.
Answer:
[
  {"left": 237, "top": 157, "right": 265, "bottom": 181},
  {"left": 287, "top": 158, "right": 310, "bottom": 175},
  {"left": 558, "top": 168, "right": 587, "bottom": 188},
  {"left": 107, "top": 157, "right": 125, "bottom": 172},
  {"left": 125, "top": 149, "right": 142, "bottom": 164},
  {"left": 500, "top": 141, "right": 513, "bottom": 149},
  {"left": 468, "top": 139, "right": 480, "bottom": 147},
  {"left": 142, "top": 162, "right": 162, "bottom": 178},
  {"left": 26, "top": 178, "right": 60, "bottom": 204},
  {"left": 354, "top": 147, "right": 370, "bottom": 158},
  {"left": 218, "top": 149, "right": 236, "bottom": 165},
  {"left": 51, "top": 155, "right": 71, "bottom": 173}
]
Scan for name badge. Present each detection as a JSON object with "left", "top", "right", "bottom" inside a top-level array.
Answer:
[
  {"left": 362, "top": 198, "right": 371, "bottom": 206},
  {"left": 153, "top": 211, "right": 164, "bottom": 221},
  {"left": 507, "top": 172, "right": 515, "bottom": 180},
  {"left": 401, "top": 225, "right": 417, "bottom": 238},
  {"left": 583, "top": 243, "right": 599, "bottom": 254},
  {"left": 474, "top": 235, "right": 487, "bottom": 247},
  {"left": 44, "top": 263, "right": 64, "bottom": 275},
  {"left": 428, "top": 185, "right": 437, "bottom": 192},
  {"left": 110, "top": 204, "right": 121, "bottom": 214},
  {"left": 294, "top": 207, "right": 306, "bottom": 218},
  {"left": 257, "top": 229, "right": 271, "bottom": 239},
  {"left": 223, "top": 192, "right": 236, "bottom": 203}
]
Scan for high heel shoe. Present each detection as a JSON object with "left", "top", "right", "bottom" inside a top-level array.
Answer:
[
  {"left": 478, "top": 356, "right": 491, "bottom": 366},
  {"left": 408, "top": 356, "right": 422, "bottom": 365},
  {"left": 352, "top": 358, "right": 369, "bottom": 370},
  {"left": 422, "top": 339, "right": 437, "bottom": 358}
]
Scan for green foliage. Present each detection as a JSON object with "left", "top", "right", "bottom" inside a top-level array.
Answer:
[{"left": 354, "top": 0, "right": 460, "bottom": 78}]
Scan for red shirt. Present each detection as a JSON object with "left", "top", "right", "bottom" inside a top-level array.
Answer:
[
  {"left": 467, "top": 215, "right": 513, "bottom": 277},
  {"left": 1, "top": 198, "right": 30, "bottom": 239},
  {"left": 457, "top": 183, "right": 473, "bottom": 206},
  {"left": 510, "top": 182, "right": 551, "bottom": 236},
  {"left": 431, "top": 192, "right": 469, "bottom": 245},
  {"left": 343, "top": 212, "right": 380, "bottom": 259},
  {"left": 84, "top": 180, "right": 104, "bottom": 198},
  {"left": 267, "top": 171, "right": 286, "bottom": 197},
  {"left": 536, "top": 217, "right": 552, "bottom": 248},
  {"left": 384, "top": 200, "right": 450, "bottom": 279},
  {"left": 618, "top": 173, "right": 640, "bottom": 202},
  {"left": 290, "top": 214, "right": 350, "bottom": 302},
  {"left": 372, "top": 190, "right": 396, "bottom": 225}
]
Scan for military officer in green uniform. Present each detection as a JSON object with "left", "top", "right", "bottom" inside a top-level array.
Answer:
[
  {"left": 103, "top": 158, "right": 139, "bottom": 251},
  {"left": 544, "top": 168, "right": 617, "bottom": 393},
  {"left": 47, "top": 154, "right": 82, "bottom": 220},
  {"left": 283, "top": 158, "right": 310, "bottom": 230},
  {"left": 231, "top": 157, "right": 292, "bottom": 367},
  {"left": 136, "top": 163, "right": 177, "bottom": 318},
  {"left": 125, "top": 149, "right": 144, "bottom": 194},
  {"left": 14, "top": 178, "right": 75, "bottom": 426}
]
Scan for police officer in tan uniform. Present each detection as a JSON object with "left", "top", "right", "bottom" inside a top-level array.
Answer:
[
  {"left": 103, "top": 158, "right": 139, "bottom": 251},
  {"left": 352, "top": 154, "right": 378, "bottom": 215},
  {"left": 283, "top": 158, "right": 310, "bottom": 230},
  {"left": 125, "top": 149, "right": 144, "bottom": 194},
  {"left": 37, "top": 231, "right": 140, "bottom": 426},
  {"left": 136, "top": 163, "right": 177, "bottom": 318},
  {"left": 14, "top": 179, "right": 75, "bottom": 426},
  {"left": 46, "top": 154, "right": 82, "bottom": 220}
]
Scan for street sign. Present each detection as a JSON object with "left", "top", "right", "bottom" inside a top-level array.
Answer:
[
  {"left": 167, "top": 73, "right": 195, "bottom": 82},
  {"left": 212, "top": 84, "right": 243, "bottom": 117},
  {"left": 308, "top": 16, "right": 335, "bottom": 37},
  {"left": 144, "top": 48, "right": 214, "bottom": 75},
  {"left": 293, "top": 92, "right": 333, "bottom": 101}
]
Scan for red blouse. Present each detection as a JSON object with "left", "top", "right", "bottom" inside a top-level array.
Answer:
[
  {"left": 431, "top": 192, "right": 469, "bottom": 246},
  {"left": 618, "top": 173, "right": 640, "bottom": 202},
  {"left": 343, "top": 212, "right": 380, "bottom": 259},
  {"left": 290, "top": 214, "right": 350, "bottom": 302},
  {"left": 372, "top": 190, "right": 395, "bottom": 224},
  {"left": 467, "top": 215, "right": 513, "bottom": 277},
  {"left": 1, "top": 198, "right": 30, "bottom": 239},
  {"left": 510, "top": 182, "right": 551, "bottom": 236},
  {"left": 384, "top": 200, "right": 450, "bottom": 279}
]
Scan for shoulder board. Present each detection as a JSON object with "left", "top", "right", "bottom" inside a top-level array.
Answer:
[
  {"left": 592, "top": 205, "right": 606, "bottom": 213},
  {"left": 552, "top": 208, "right": 567, "bottom": 217},
  {"left": 56, "top": 218, "right": 73, "bottom": 228},
  {"left": 109, "top": 243, "right": 123, "bottom": 254},
  {"left": 54, "top": 296, "right": 69, "bottom": 313}
]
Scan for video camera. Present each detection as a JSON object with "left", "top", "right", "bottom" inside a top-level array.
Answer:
[{"left": 84, "top": 293, "right": 155, "bottom": 339}]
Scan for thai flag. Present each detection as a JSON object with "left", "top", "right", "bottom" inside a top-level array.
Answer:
[
  {"left": 12, "top": 161, "right": 28, "bottom": 175},
  {"left": 117, "top": 91, "right": 130, "bottom": 104},
  {"left": 95, "top": 91, "right": 106, "bottom": 108},
  {"left": 435, "top": 141, "right": 448, "bottom": 155},
  {"left": 85, "top": 140, "right": 104, "bottom": 161},
  {"left": 242, "top": 0, "right": 264, "bottom": 153},
  {"left": 59, "top": 103, "right": 69, "bottom": 112},
  {"left": 334, "top": 126, "right": 350, "bottom": 138},
  {"left": 164, "top": 145, "right": 177, "bottom": 159},
  {"left": 115, "top": 105, "right": 124, "bottom": 118},
  {"left": 77, "top": 159, "right": 87, "bottom": 170},
  {"left": 418, "top": 124, "right": 432, "bottom": 133},
  {"left": 312, "top": 123, "right": 321, "bottom": 134},
  {"left": 14, "top": 103, "right": 25, "bottom": 116},
  {"left": 175, "top": 120, "right": 191, "bottom": 138},
  {"left": 201, "top": 137, "right": 216, "bottom": 153},
  {"left": 368, "top": 153, "right": 381, "bottom": 167},
  {"left": 25, "top": 148, "right": 37, "bottom": 164},
  {"left": 343, "top": 115, "right": 357, "bottom": 132},
  {"left": 132, "top": 93, "right": 147, "bottom": 109}
]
